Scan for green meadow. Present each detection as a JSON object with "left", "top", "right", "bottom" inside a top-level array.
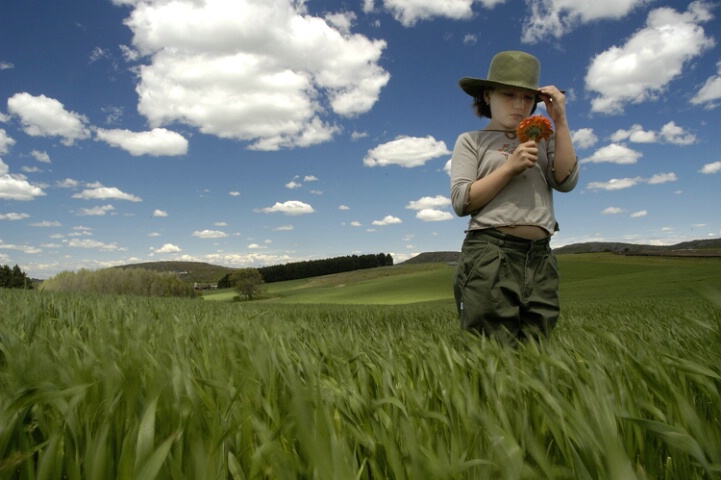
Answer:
[
  {"left": 203, "top": 253, "right": 719, "bottom": 305},
  {"left": 0, "top": 254, "right": 719, "bottom": 479}
]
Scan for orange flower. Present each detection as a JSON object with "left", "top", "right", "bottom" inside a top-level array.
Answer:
[{"left": 517, "top": 115, "right": 553, "bottom": 143}]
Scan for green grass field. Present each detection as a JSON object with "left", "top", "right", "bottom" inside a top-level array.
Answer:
[
  {"left": 203, "top": 253, "right": 719, "bottom": 306},
  {"left": 0, "top": 254, "right": 719, "bottom": 479}
]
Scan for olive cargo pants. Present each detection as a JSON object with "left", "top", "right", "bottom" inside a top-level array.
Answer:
[{"left": 453, "top": 228, "right": 560, "bottom": 343}]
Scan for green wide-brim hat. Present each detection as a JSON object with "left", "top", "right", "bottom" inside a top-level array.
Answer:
[{"left": 459, "top": 51, "right": 545, "bottom": 103}]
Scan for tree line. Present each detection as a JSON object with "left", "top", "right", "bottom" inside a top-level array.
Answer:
[
  {"left": 219, "top": 253, "right": 394, "bottom": 286},
  {"left": 0, "top": 264, "right": 34, "bottom": 289},
  {"left": 42, "top": 268, "right": 197, "bottom": 298}
]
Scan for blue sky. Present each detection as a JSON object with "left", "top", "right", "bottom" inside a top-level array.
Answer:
[{"left": 1, "top": 0, "right": 719, "bottom": 279}]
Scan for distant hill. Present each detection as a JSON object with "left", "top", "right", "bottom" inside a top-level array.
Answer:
[
  {"left": 401, "top": 252, "right": 460, "bottom": 264},
  {"left": 115, "top": 239, "right": 719, "bottom": 283},
  {"left": 402, "top": 238, "right": 721, "bottom": 265},
  {"left": 554, "top": 238, "right": 721, "bottom": 257},
  {"left": 114, "top": 261, "right": 239, "bottom": 284}
]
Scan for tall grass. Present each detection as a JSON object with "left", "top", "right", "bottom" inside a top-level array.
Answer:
[{"left": 0, "top": 288, "right": 719, "bottom": 479}]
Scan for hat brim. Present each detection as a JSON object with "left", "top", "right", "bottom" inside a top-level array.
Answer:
[
  {"left": 459, "top": 77, "right": 541, "bottom": 102},
  {"left": 459, "top": 77, "right": 564, "bottom": 102}
]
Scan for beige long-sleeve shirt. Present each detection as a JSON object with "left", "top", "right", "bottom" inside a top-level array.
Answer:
[{"left": 450, "top": 130, "right": 579, "bottom": 233}]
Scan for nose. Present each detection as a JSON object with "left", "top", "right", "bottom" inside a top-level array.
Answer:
[{"left": 513, "top": 95, "right": 528, "bottom": 109}]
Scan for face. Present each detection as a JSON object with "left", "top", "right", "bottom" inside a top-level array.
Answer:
[{"left": 485, "top": 87, "right": 536, "bottom": 130}]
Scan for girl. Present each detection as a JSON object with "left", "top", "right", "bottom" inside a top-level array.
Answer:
[{"left": 451, "top": 51, "right": 579, "bottom": 343}]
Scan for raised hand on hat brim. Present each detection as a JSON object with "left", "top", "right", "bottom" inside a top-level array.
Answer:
[{"left": 537, "top": 86, "right": 567, "bottom": 127}]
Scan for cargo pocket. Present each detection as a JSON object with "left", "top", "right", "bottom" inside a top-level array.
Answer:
[{"left": 455, "top": 238, "right": 501, "bottom": 331}]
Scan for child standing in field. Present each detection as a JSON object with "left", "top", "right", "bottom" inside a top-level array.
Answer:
[{"left": 451, "top": 51, "right": 579, "bottom": 343}]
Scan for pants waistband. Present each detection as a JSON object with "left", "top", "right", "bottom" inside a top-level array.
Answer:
[{"left": 466, "top": 228, "right": 551, "bottom": 251}]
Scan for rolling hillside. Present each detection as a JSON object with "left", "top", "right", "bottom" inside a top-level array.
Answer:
[
  {"left": 112, "top": 238, "right": 720, "bottom": 286},
  {"left": 201, "top": 254, "right": 720, "bottom": 305},
  {"left": 113, "top": 261, "right": 239, "bottom": 284},
  {"left": 403, "top": 238, "right": 720, "bottom": 263},
  {"left": 553, "top": 237, "right": 720, "bottom": 256}
]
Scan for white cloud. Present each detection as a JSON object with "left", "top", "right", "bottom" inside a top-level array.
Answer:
[
  {"left": 406, "top": 195, "right": 451, "bottom": 210},
  {"left": 585, "top": 2, "right": 716, "bottom": 114},
  {"left": 78, "top": 205, "right": 115, "bottom": 216},
  {"left": 285, "top": 179, "right": 302, "bottom": 189},
  {"left": 381, "top": 0, "right": 504, "bottom": 26},
  {"left": 119, "top": 44, "right": 140, "bottom": 62},
  {"left": 0, "top": 129, "right": 16, "bottom": 155},
  {"left": 588, "top": 172, "right": 677, "bottom": 191},
  {"left": 580, "top": 144, "right": 642, "bottom": 164},
  {"left": 522, "top": 0, "right": 649, "bottom": 43},
  {"left": 630, "top": 210, "right": 648, "bottom": 218},
  {"left": 363, "top": 135, "right": 451, "bottom": 168},
  {"left": 659, "top": 122, "right": 696, "bottom": 145},
  {"left": 229, "top": 191, "right": 240, "bottom": 196},
  {"left": 304, "top": 175, "right": 319, "bottom": 182},
  {"left": 691, "top": 60, "right": 721, "bottom": 108},
  {"left": 7, "top": 93, "right": 91, "bottom": 145},
  {"left": 350, "top": 221, "right": 362, "bottom": 227},
  {"left": 324, "top": 11, "right": 356, "bottom": 35},
  {"left": 587, "top": 177, "right": 641, "bottom": 191},
  {"left": 201, "top": 251, "right": 294, "bottom": 267},
  {"left": 0, "top": 61, "right": 13, "bottom": 70},
  {"left": 153, "top": 209, "right": 168, "bottom": 217},
  {"left": 415, "top": 209, "right": 453, "bottom": 221},
  {"left": 67, "top": 238, "right": 125, "bottom": 251},
  {"left": 602, "top": 207, "right": 625, "bottom": 215},
  {"left": 30, "top": 150, "right": 51, "bottom": 163},
  {"left": 155, "top": 243, "right": 182, "bottom": 253},
  {"left": 0, "top": 174, "right": 46, "bottom": 200},
  {"left": 102, "top": 106, "right": 125, "bottom": 125},
  {"left": 257, "top": 200, "right": 315, "bottom": 215},
  {"left": 89, "top": 47, "right": 109, "bottom": 63},
  {"left": 56, "top": 178, "right": 80, "bottom": 189},
  {"left": 571, "top": 128, "right": 598, "bottom": 149},
  {"left": 372, "top": 215, "right": 402, "bottom": 226},
  {"left": 72, "top": 185, "right": 142, "bottom": 202},
  {"left": 647, "top": 172, "right": 677, "bottom": 184},
  {"left": 0, "top": 242, "right": 42, "bottom": 254},
  {"left": 273, "top": 225, "right": 294, "bottom": 231},
  {"left": 610, "top": 124, "right": 656, "bottom": 143},
  {"left": 30, "top": 220, "right": 61, "bottom": 227},
  {"left": 193, "top": 229, "right": 228, "bottom": 239},
  {"left": 699, "top": 161, "right": 721, "bottom": 174},
  {"left": 338, "top": 205, "right": 350, "bottom": 210},
  {"left": 0, "top": 212, "right": 30, "bottom": 220},
  {"left": 95, "top": 128, "right": 188, "bottom": 156},
  {"left": 122, "top": 0, "right": 389, "bottom": 150},
  {"left": 611, "top": 122, "right": 696, "bottom": 145}
]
